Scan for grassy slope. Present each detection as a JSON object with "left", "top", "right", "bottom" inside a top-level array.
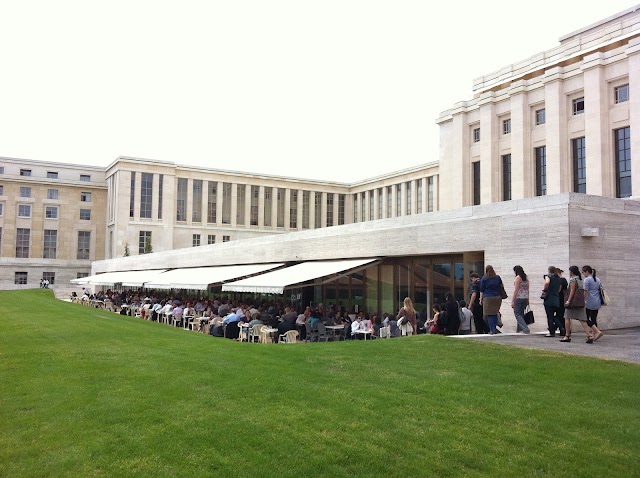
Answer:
[{"left": 1, "top": 289, "right": 639, "bottom": 478}]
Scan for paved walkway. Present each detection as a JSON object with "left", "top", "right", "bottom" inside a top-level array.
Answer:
[{"left": 456, "top": 328, "right": 640, "bottom": 364}]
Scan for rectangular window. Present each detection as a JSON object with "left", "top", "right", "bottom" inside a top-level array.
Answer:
[
  {"left": 236, "top": 184, "right": 246, "bottom": 226},
  {"left": 472, "top": 162, "right": 481, "bottom": 206},
  {"left": 80, "top": 209, "right": 91, "bottom": 220},
  {"left": 406, "top": 182, "right": 412, "bottom": 215},
  {"left": 208, "top": 234, "right": 215, "bottom": 245},
  {"left": 20, "top": 187, "right": 31, "bottom": 198},
  {"left": 42, "top": 272, "right": 55, "bottom": 285},
  {"left": 130, "top": 172, "right": 136, "bottom": 218},
  {"left": 0, "top": 166, "right": 4, "bottom": 174},
  {"left": 289, "top": 190, "right": 298, "bottom": 228},
  {"left": 193, "top": 234, "right": 201, "bottom": 247},
  {"left": 387, "top": 186, "right": 392, "bottom": 217},
  {"left": 47, "top": 171, "right": 58, "bottom": 179},
  {"left": 192, "top": 179, "right": 203, "bottom": 222},
  {"left": 20, "top": 169, "right": 31, "bottom": 176},
  {"left": 353, "top": 194, "right": 358, "bottom": 223},
  {"left": 502, "top": 154, "right": 512, "bottom": 201},
  {"left": 207, "top": 181, "right": 217, "bottom": 223},
  {"left": 223, "top": 235, "right": 230, "bottom": 242},
  {"left": 77, "top": 272, "right": 89, "bottom": 279},
  {"left": 176, "top": 178, "right": 188, "bottom": 221},
  {"left": 140, "top": 172, "right": 153, "bottom": 219},
  {"left": 535, "top": 108, "right": 546, "bottom": 125},
  {"left": 158, "top": 174, "right": 163, "bottom": 220},
  {"left": 377, "top": 188, "right": 383, "bottom": 219},
  {"left": 572, "top": 97, "right": 584, "bottom": 115},
  {"left": 77, "top": 231, "right": 91, "bottom": 260},
  {"left": 473, "top": 127, "right": 480, "bottom": 143},
  {"left": 43, "top": 230, "right": 57, "bottom": 259},
  {"left": 0, "top": 203, "right": 3, "bottom": 216},
  {"left": 535, "top": 146, "right": 547, "bottom": 196},
  {"left": 396, "top": 185, "right": 402, "bottom": 216},
  {"left": 15, "top": 272, "right": 28, "bottom": 285},
  {"left": 614, "top": 84, "right": 629, "bottom": 104},
  {"left": 45, "top": 206, "right": 58, "bottom": 219},
  {"left": 416, "top": 181, "right": 423, "bottom": 214},
  {"left": 276, "top": 188, "right": 285, "bottom": 227},
  {"left": 427, "top": 176, "right": 434, "bottom": 212},
  {"left": 326, "top": 193, "right": 334, "bottom": 227},
  {"left": 139, "top": 231, "right": 152, "bottom": 254},
  {"left": 250, "top": 186, "right": 259, "bottom": 226},
  {"left": 80, "top": 191, "right": 91, "bottom": 202},
  {"left": 264, "top": 187, "right": 272, "bottom": 227},
  {"left": 48, "top": 189, "right": 59, "bottom": 200},
  {"left": 16, "top": 228, "right": 30, "bottom": 258},
  {"left": 80, "top": 174, "right": 91, "bottom": 182},
  {"left": 18, "top": 204, "right": 31, "bottom": 217},
  {"left": 314, "top": 192, "right": 322, "bottom": 228},
  {"left": 338, "top": 194, "right": 345, "bottom": 225},
  {"left": 222, "top": 183, "right": 231, "bottom": 224},
  {"left": 615, "top": 127, "right": 632, "bottom": 198},
  {"left": 502, "top": 118, "right": 511, "bottom": 135},
  {"left": 360, "top": 193, "right": 365, "bottom": 222},
  {"left": 302, "top": 191, "right": 310, "bottom": 229},
  {"left": 369, "top": 191, "right": 374, "bottom": 220},
  {"left": 0, "top": 185, "right": 3, "bottom": 195},
  {"left": 572, "top": 137, "right": 586, "bottom": 194}
]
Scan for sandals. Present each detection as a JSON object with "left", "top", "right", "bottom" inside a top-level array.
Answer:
[
  {"left": 586, "top": 336, "right": 594, "bottom": 344},
  {"left": 593, "top": 331, "right": 604, "bottom": 342},
  {"left": 559, "top": 336, "right": 571, "bottom": 342}
]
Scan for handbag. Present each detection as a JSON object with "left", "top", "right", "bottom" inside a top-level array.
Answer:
[
  {"left": 500, "top": 283, "right": 508, "bottom": 300},
  {"left": 397, "top": 316, "right": 407, "bottom": 326},
  {"left": 566, "top": 286, "right": 585, "bottom": 309},
  {"left": 524, "top": 305, "right": 535, "bottom": 325},
  {"left": 540, "top": 289, "right": 548, "bottom": 300}
]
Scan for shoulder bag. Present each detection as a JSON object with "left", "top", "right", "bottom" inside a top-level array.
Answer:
[
  {"left": 566, "top": 280, "right": 585, "bottom": 309},
  {"left": 524, "top": 305, "right": 535, "bottom": 325},
  {"left": 599, "top": 282, "right": 610, "bottom": 306}
]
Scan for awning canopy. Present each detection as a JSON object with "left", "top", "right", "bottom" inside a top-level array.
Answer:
[
  {"left": 221, "top": 258, "right": 379, "bottom": 294},
  {"left": 70, "top": 269, "right": 167, "bottom": 287},
  {"left": 144, "top": 263, "right": 284, "bottom": 290}
]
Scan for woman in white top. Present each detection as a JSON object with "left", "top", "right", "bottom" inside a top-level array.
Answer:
[{"left": 511, "top": 265, "right": 530, "bottom": 333}]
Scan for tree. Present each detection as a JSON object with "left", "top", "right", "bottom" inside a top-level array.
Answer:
[
  {"left": 124, "top": 242, "right": 130, "bottom": 257},
  {"left": 144, "top": 237, "right": 153, "bottom": 254}
]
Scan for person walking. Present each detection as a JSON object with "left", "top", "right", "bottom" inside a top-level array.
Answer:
[
  {"left": 582, "top": 265, "right": 604, "bottom": 342},
  {"left": 543, "top": 266, "right": 565, "bottom": 337},
  {"left": 556, "top": 268, "right": 568, "bottom": 333},
  {"left": 469, "top": 273, "right": 489, "bottom": 334},
  {"left": 511, "top": 265, "right": 530, "bottom": 334},
  {"left": 396, "top": 297, "right": 417, "bottom": 336},
  {"left": 561, "top": 265, "right": 597, "bottom": 343},
  {"left": 479, "top": 265, "right": 504, "bottom": 334}
]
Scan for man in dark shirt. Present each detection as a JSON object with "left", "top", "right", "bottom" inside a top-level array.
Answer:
[{"left": 469, "top": 273, "right": 489, "bottom": 334}]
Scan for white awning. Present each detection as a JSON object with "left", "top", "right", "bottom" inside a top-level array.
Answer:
[
  {"left": 70, "top": 269, "right": 167, "bottom": 287},
  {"left": 222, "top": 258, "right": 379, "bottom": 294},
  {"left": 144, "top": 263, "right": 284, "bottom": 290}
]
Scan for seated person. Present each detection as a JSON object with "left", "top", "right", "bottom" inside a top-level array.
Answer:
[
  {"left": 351, "top": 316, "right": 367, "bottom": 340},
  {"left": 276, "top": 313, "right": 296, "bottom": 343}
]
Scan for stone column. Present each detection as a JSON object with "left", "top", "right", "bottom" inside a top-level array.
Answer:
[
  {"left": 309, "top": 191, "right": 316, "bottom": 229},
  {"left": 381, "top": 187, "right": 388, "bottom": 219},
  {"left": 297, "top": 188, "right": 304, "bottom": 229},
  {"left": 186, "top": 179, "right": 193, "bottom": 225},
  {"left": 543, "top": 68, "right": 567, "bottom": 196},
  {"left": 321, "top": 192, "right": 327, "bottom": 227},
  {"left": 627, "top": 38, "right": 640, "bottom": 199},
  {"left": 230, "top": 183, "right": 237, "bottom": 227},
  {"left": 433, "top": 175, "right": 440, "bottom": 211},
  {"left": 333, "top": 192, "right": 339, "bottom": 225},
  {"left": 258, "top": 185, "right": 265, "bottom": 228},
  {"left": 479, "top": 95, "right": 499, "bottom": 204},
  {"left": 151, "top": 174, "right": 159, "bottom": 221},
  {"left": 215, "top": 181, "right": 223, "bottom": 226},
  {"left": 202, "top": 181, "right": 208, "bottom": 225},
  {"left": 509, "top": 83, "right": 530, "bottom": 200},
  {"left": 411, "top": 179, "right": 418, "bottom": 214}
]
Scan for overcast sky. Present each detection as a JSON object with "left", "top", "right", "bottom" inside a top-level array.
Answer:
[{"left": 0, "top": 1, "right": 635, "bottom": 180}]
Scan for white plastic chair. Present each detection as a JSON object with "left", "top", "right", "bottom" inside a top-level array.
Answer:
[
  {"left": 279, "top": 330, "right": 299, "bottom": 344},
  {"left": 379, "top": 326, "right": 391, "bottom": 339}
]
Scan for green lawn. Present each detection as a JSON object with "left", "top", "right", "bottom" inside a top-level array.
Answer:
[{"left": 1, "top": 289, "right": 639, "bottom": 477}]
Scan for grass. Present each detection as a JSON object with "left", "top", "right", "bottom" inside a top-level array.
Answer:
[{"left": 1, "top": 289, "right": 639, "bottom": 478}]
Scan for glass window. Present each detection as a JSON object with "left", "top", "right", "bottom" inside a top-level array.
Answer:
[
  {"left": 614, "top": 84, "right": 629, "bottom": 104},
  {"left": 338, "top": 194, "right": 345, "bottom": 225},
  {"left": 416, "top": 182, "right": 422, "bottom": 214},
  {"left": 176, "top": 178, "right": 188, "bottom": 221},
  {"left": 502, "top": 118, "right": 511, "bottom": 135},
  {"left": 15, "top": 272, "right": 28, "bottom": 285},
  {"left": 158, "top": 174, "right": 163, "bottom": 220},
  {"left": 377, "top": 189, "right": 383, "bottom": 219},
  {"left": 289, "top": 190, "right": 298, "bottom": 229},
  {"left": 140, "top": 173, "right": 153, "bottom": 219},
  {"left": 535, "top": 108, "right": 546, "bottom": 125},
  {"left": 0, "top": 166, "right": 4, "bottom": 174},
  {"left": 48, "top": 189, "right": 59, "bottom": 200},
  {"left": 473, "top": 127, "right": 480, "bottom": 143},
  {"left": 387, "top": 186, "right": 392, "bottom": 217},
  {"left": 222, "top": 183, "right": 231, "bottom": 224},
  {"left": 207, "top": 181, "right": 217, "bottom": 224},
  {"left": 20, "top": 169, "right": 31, "bottom": 176},
  {"left": 396, "top": 185, "right": 401, "bottom": 216},
  {"left": 130, "top": 172, "right": 136, "bottom": 218},
  {"left": 47, "top": 171, "right": 58, "bottom": 179},
  {"left": 18, "top": 204, "right": 31, "bottom": 217},
  {"left": 20, "top": 187, "right": 31, "bottom": 198},
  {"left": 276, "top": 188, "right": 285, "bottom": 228},
  {"left": 77, "top": 272, "right": 89, "bottom": 279},
  {"left": 42, "top": 272, "right": 55, "bottom": 285},
  {"left": 572, "top": 137, "right": 586, "bottom": 194},
  {"left": 572, "top": 97, "right": 584, "bottom": 115},
  {"left": 326, "top": 193, "right": 334, "bottom": 227},
  {"left": 77, "top": 231, "right": 90, "bottom": 260},
  {"left": 502, "top": 154, "right": 511, "bottom": 201},
  {"left": 251, "top": 186, "right": 259, "bottom": 226},
  {"left": 302, "top": 191, "right": 310, "bottom": 229},
  {"left": 314, "top": 192, "right": 322, "bottom": 228},
  {"left": 208, "top": 234, "right": 215, "bottom": 245},
  {"left": 43, "top": 230, "right": 57, "bottom": 259},
  {"left": 45, "top": 206, "right": 58, "bottom": 219},
  {"left": 370, "top": 191, "right": 374, "bottom": 220},
  {"left": 264, "top": 187, "right": 272, "bottom": 227},
  {"left": 0, "top": 185, "right": 3, "bottom": 195},
  {"left": 192, "top": 234, "right": 201, "bottom": 247},
  {"left": 472, "top": 162, "right": 481, "bottom": 205},
  {"left": 139, "top": 231, "right": 152, "bottom": 254},
  {"left": 615, "top": 127, "right": 632, "bottom": 198},
  {"left": 80, "top": 209, "right": 91, "bottom": 220},
  {"left": 353, "top": 194, "right": 358, "bottom": 223},
  {"left": 236, "top": 184, "right": 246, "bottom": 226},
  {"left": 406, "top": 182, "right": 412, "bottom": 215},
  {"left": 223, "top": 235, "right": 230, "bottom": 242},
  {"left": 16, "top": 228, "right": 30, "bottom": 258},
  {"left": 535, "top": 146, "right": 547, "bottom": 196},
  {"left": 360, "top": 193, "right": 365, "bottom": 222},
  {"left": 427, "top": 177, "right": 434, "bottom": 212},
  {"left": 80, "top": 174, "right": 91, "bottom": 182},
  {"left": 0, "top": 203, "right": 3, "bottom": 216},
  {"left": 192, "top": 179, "right": 203, "bottom": 222},
  {"left": 80, "top": 191, "right": 91, "bottom": 202}
]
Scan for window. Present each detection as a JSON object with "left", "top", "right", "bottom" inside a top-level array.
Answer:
[
  {"left": 77, "top": 272, "right": 89, "bottom": 279},
  {"left": 223, "top": 235, "right": 230, "bottom": 242},
  {"left": 535, "top": 108, "right": 546, "bottom": 125},
  {"left": 130, "top": 172, "right": 136, "bottom": 218},
  {"left": 192, "top": 234, "right": 201, "bottom": 247},
  {"left": 416, "top": 182, "right": 423, "bottom": 214},
  {"left": 0, "top": 185, "right": 3, "bottom": 195},
  {"left": 338, "top": 194, "right": 345, "bottom": 225},
  {"left": 139, "top": 231, "right": 152, "bottom": 254},
  {"left": 353, "top": 194, "right": 358, "bottom": 223},
  {"left": 264, "top": 187, "right": 272, "bottom": 227},
  {"left": 158, "top": 174, "right": 163, "bottom": 220},
  {"left": 314, "top": 192, "right": 322, "bottom": 228},
  {"left": 0, "top": 166, "right": 4, "bottom": 174},
  {"left": 502, "top": 154, "right": 512, "bottom": 201},
  {"left": 615, "top": 127, "right": 632, "bottom": 198},
  {"left": 406, "top": 182, "right": 412, "bottom": 215},
  {"left": 42, "top": 272, "right": 55, "bottom": 285},
  {"left": 427, "top": 176, "right": 434, "bottom": 212},
  {"left": 396, "top": 185, "right": 401, "bottom": 216},
  {"left": 140, "top": 173, "right": 153, "bottom": 219},
  {"left": 18, "top": 204, "right": 31, "bottom": 217},
  {"left": 20, "top": 169, "right": 31, "bottom": 176},
  {"left": 80, "top": 191, "right": 92, "bottom": 202},
  {"left": 43, "top": 230, "right": 57, "bottom": 259},
  {"left": 572, "top": 97, "right": 584, "bottom": 115},
  {"left": 20, "top": 187, "right": 31, "bottom": 198},
  {"left": 387, "top": 186, "right": 392, "bottom": 217},
  {"left": 302, "top": 191, "right": 310, "bottom": 229},
  {"left": 48, "top": 189, "right": 59, "bottom": 200},
  {"left": 369, "top": 191, "right": 375, "bottom": 220},
  {"left": 176, "top": 178, "right": 188, "bottom": 221},
  {"left": 276, "top": 188, "right": 285, "bottom": 228},
  {"left": 222, "top": 183, "right": 231, "bottom": 224},
  {"left": 77, "top": 231, "right": 91, "bottom": 260},
  {"left": 236, "top": 185, "right": 246, "bottom": 225},
  {"left": 251, "top": 186, "right": 259, "bottom": 226},
  {"left": 45, "top": 206, "right": 58, "bottom": 219},
  {"left": 326, "top": 193, "right": 334, "bottom": 227},
  {"left": 502, "top": 119, "right": 511, "bottom": 135},
  {"left": 472, "top": 162, "right": 481, "bottom": 206},
  {"left": 360, "top": 193, "right": 365, "bottom": 222},
  {"left": 16, "top": 228, "right": 30, "bottom": 258},
  {"left": 15, "top": 272, "right": 28, "bottom": 285},
  {"left": 535, "top": 146, "right": 547, "bottom": 196},
  {"left": 80, "top": 209, "right": 91, "bottom": 220},
  {"left": 473, "top": 127, "right": 480, "bottom": 143},
  {"left": 47, "top": 171, "right": 58, "bottom": 179},
  {"left": 614, "top": 84, "right": 629, "bottom": 104},
  {"left": 0, "top": 203, "right": 3, "bottom": 216},
  {"left": 192, "top": 179, "right": 203, "bottom": 222},
  {"left": 205, "top": 181, "right": 217, "bottom": 224},
  {"left": 289, "top": 190, "right": 298, "bottom": 229},
  {"left": 572, "top": 137, "right": 586, "bottom": 194},
  {"left": 80, "top": 174, "right": 91, "bottom": 182},
  {"left": 377, "top": 189, "right": 383, "bottom": 219},
  {"left": 208, "top": 234, "right": 216, "bottom": 245}
]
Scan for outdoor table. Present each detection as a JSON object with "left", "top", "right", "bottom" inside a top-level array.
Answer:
[
  {"left": 239, "top": 323, "right": 251, "bottom": 341},
  {"left": 355, "top": 329, "right": 373, "bottom": 340},
  {"left": 262, "top": 327, "right": 278, "bottom": 343},
  {"left": 325, "top": 324, "right": 345, "bottom": 340}
]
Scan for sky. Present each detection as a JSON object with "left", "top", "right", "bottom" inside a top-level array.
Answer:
[{"left": 0, "top": 1, "right": 636, "bottom": 181}]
